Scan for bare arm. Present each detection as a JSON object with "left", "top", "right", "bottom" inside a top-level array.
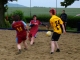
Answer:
[
  {"left": 26, "top": 25, "right": 29, "bottom": 30},
  {"left": 25, "top": 23, "right": 30, "bottom": 32},
  {"left": 61, "top": 24, "right": 66, "bottom": 33}
]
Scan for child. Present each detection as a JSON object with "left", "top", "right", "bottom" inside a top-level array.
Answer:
[
  {"left": 29, "top": 15, "right": 46, "bottom": 45},
  {"left": 12, "top": 15, "right": 28, "bottom": 55},
  {"left": 49, "top": 9, "right": 66, "bottom": 54}
]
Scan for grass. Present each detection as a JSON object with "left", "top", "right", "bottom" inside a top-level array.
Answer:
[{"left": 5, "top": 7, "right": 80, "bottom": 16}]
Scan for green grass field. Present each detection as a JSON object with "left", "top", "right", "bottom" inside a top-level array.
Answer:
[{"left": 5, "top": 7, "right": 80, "bottom": 16}]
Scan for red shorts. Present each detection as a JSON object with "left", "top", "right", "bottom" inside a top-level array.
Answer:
[
  {"left": 16, "top": 33, "right": 27, "bottom": 44},
  {"left": 28, "top": 31, "right": 37, "bottom": 38}
]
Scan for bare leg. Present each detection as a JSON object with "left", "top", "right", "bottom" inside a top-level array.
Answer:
[
  {"left": 27, "top": 32, "right": 29, "bottom": 40},
  {"left": 23, "top": 40, "right": 28, "bottom": 49},
  {"left": 16, "top": 44, "right": 21, "bottom": 55},
  {"left": 29, "top": 37, "right": 31, "bottom": 41},
  {"left": 51, "top": 41, "right": 55, "bottom": 53},
  {"left": 55, "top": 41, "right": 60, "bottom": 52},
  {"left": 17, "top": 44, "right": 21, "bottom": 50},
  {"left": 34, "top": 33, "right": 37, "bottom": 38},
  {"left": 30, "top": 36, "right": 35, "bottom": 45},
  {"left": 55, "top": 41, "right": 59, "bottom": 49}
]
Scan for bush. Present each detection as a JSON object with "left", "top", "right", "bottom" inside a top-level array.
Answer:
[
  {"left": 24, "top": 14, "right": 51, "bottom": 23},
  {"left": 12, "top": 10, "right": 24, "bottom": 20},
  {"left": 23, "top": 15, "right": 80, "bottom": 28},
  {"left": 5, "top": 13, "right": 80, "bottom": 28},
  {"left": 4, "top": 19, "right": 11, "bottom": 28},
  {"left": 67, "top": 16, "right": 80, "bottom": 28},
  {"left": 24, "top": 16, "right": 32, "bottom": 23},
  {"left": 37, "top": 15, "right": 51, "bottom": 22},
  {"left": 5, "top": 14, "right": 13, "bottom": 24},
  {"left": 5, "top": 10, "right": 24, "bottom": 24}
]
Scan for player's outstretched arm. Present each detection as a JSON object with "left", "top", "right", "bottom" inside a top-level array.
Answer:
[
  {"left": 41, "top": 23, "right": 49, "bottom": 30},
  {"left": 61, "top": 24, "right": 66, "bottom": 33},
  {"left": 25, "top": 24, "right": 30, "bottom": 33}
]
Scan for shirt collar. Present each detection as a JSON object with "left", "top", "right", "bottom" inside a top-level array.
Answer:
[
  {"left": 52, "top": 15, "right": 55, "bottom": 16},
  {"left": 34, "top": 20, "right": 36, "bottom": 22}
]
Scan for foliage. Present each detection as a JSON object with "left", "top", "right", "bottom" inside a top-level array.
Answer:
[
  {"left": 5, "top": 11, "right": 80, "bottom": 29},
  {"left": 24, "top": 16, "right": 32, "bottom": 23},
  {"left": 0, "top": 0, "right": 17, "bottom": 28},
  {"left": 12, "top": 10, "right": 24, "bottom": 20},
  {"left": 24, "top": 14, "right": 51, "bottom": 23},
  {"left": 4, "top": 0, "right": 17, "bottom": 4},
  {"left": 5, "top": 10, "right": 24, "bottom": 24},
  {"left": 37, "top": 15, "right": 51, "bottom": 22},
  {"left": 4, "top": 19, "right": 11, "bottom": 28},
  {"left": 5, "top": 14, "right": 13, "bottom": 24},
  {"left": 61, "top": 0, "right": 79, "bottom": 8},
  {"left": 67, "top": 16, "right": 80, "bottom": 28},
  {"left": 4, "top": 0, "right": 17, "bottom": 12}
]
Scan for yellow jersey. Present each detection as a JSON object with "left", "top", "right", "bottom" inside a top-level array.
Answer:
[{"left": 50, "top": 15, "right": 63, "bottom": 34}]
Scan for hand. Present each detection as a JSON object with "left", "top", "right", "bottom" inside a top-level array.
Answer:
[
  {"left": 34, "top": 23, "right": 38, "bottom": 25},
  {"left": 27, "top": 31, "right": 30, "bottom": 33},
  {"left": 65, "top": 22, "right": 67, "bottom": 23},
  {"left": 30, "top": 24, "right": 34, "bottom": 27},
  {"left": 12, "top": 21, "right": 15, "bottom": 24},
  {"left": 63, "top": 30, "right": 66, "bottom": 34},
  {"left": 46, "top": 25, "right": 49, "bottom": 30}
]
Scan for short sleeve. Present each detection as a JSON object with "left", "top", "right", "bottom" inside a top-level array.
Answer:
[
  {"left": 22, "top": 21, "right": 27, "bottom": 27},
  {"left": 50, "top": 18, "right": 53, "bottom": 26},
  {"left": 12, "top": 23, "right": 14, "bottom": 29},
  {"left": 39, "top": 20, "right": 41, "bottom": 25},
  {"left": 59, "top": 18, "right": 63, "bottom": 25},
  {"left": 50, "top": 19, "right": 52, "bottom": 24}
]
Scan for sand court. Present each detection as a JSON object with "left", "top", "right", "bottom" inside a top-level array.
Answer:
[{"left": 0, "top": 30, "right": 80, "bottom": 60}]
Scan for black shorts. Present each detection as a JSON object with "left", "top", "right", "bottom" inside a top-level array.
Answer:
[{"left": 51, "top": 32, "right": 61, "bottom": 41}]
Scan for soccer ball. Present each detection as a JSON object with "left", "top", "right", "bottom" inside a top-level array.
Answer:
[{"left": 46, "top": 31, "right": 52, "bottom": 37}]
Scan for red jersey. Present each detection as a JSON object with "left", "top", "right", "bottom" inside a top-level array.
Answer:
[
  {"left": 28, "top": 20, "right": 41, "bottom": 37},
  {"left": 30, "top": 20, "right": 41, "bottom": 33},
  {"left": 12, "top": 21, "right": 27, "bottom": 36}
]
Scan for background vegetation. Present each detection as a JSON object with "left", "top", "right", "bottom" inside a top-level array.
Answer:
[
  {"left": 4, "top": 7, "right": 80, "bottom": 31},
  {"left": 5, "top": 7, "right": 80, "bottom": 16}
]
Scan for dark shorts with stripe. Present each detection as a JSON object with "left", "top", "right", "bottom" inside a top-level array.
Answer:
[{"left": 51, "top": 32, "right": 61, "bottom": 41}]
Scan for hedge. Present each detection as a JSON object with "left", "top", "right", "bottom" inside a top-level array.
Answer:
[
  {"left": 5, "top": 15, "right": 80, "bottom": 28},
  {"left": 25, "top": 15, "right": 80, "bottom": 28},
  {"left": 67, "top": 16, "right": 80, "bottom": 28},
  {"left": 4, "top": 10, "right": 80, "bottom": 28}
]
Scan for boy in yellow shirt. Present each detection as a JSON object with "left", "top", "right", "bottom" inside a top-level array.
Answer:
[{"left": 49, "top": 9, "right": 66, "bottom": 54}]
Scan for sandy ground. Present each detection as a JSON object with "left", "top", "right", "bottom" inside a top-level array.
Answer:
[{"left": 0, "top": 30, "right": 80, "bottom": 60}]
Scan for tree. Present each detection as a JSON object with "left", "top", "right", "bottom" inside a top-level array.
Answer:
[
  {"left": 61, "top": 0, "right": 79, "bottom": 8},
  {"left": 0, "top": 0, "right": 17, "bottom": 28}
]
